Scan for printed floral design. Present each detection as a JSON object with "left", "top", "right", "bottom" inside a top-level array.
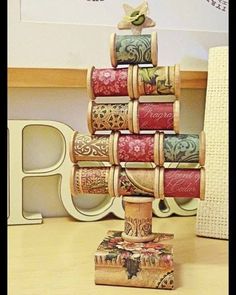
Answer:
[
  {"left": 74, "top": 167, "right": 109, "bottom": 195},
  {"left": 164, "top": 134, "right": 199, "bottom": 162},
  {"left": 95, "top": 231, "right": 174, "bottom": 286},
  {"left": 116, "top": 34, "right": 152, "bottom": 65},
  {"left": 92, "top": 68, "right": 128, "bottom": 97},
  {"left": 139, "top": 66, "right": 175, "bottom": 95},
  {"left": 118, "top": 134, "right": 154, "bottom": 162},
  {"left": 73, "top": 133, "right": 109, "bottom": 161},
  {"left": 92, "top": 103, "right": 128, "bottom": 131},
  {"left": 138, "top": 103, "right": 174, "bottom": 130}
]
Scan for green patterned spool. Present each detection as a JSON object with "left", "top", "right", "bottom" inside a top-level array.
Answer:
[
  {"left": 163, "top": 134, "right": 200, "bottom": 163},
  {"left": 138, "top": 66, "right": 176, "bottom": 95},
  {"left": 115, "top": 34, "right": 152, "bottom": 65}
]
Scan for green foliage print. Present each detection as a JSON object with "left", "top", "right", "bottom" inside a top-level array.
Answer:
[
  {"left": 164, "top": 134, "right": 199, "bottom": 162},
  {"left": 116, "top": 35, "right": 152, "bottom": 65}
]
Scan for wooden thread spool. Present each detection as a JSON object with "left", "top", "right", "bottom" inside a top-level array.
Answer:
[
  {"left": 115, "top": 132, "right": 155, "bottom": 164},
  {"left": 70, "top": 130, "right": 205, "bottom": 166},
  {"left": 71, "top": 166, "right": 205, "bottom": 200},
  {"left": 133, "top": 64, "right": 181, "bottom": 99},
  {"left": 118, "top": 168, "right": 154, "bottom": 197},
  {"left": 132, "top": 100, "right": 180, "bottom": 134},
  {"left": 158, "top": 167, "right": 205, "bottom": 200},
  {"left": 70, "top": 166, "right": 110, "bottom": 197},
  {"left": 122, "top": 196, "right": 155, "bottom": 243},
  {"left": 69, "top": 131, "right": 111, "bottom": 163},
  {"left": 87, "top": 66, "right": 134, "bottom": 99},
  {"left": 159, "top": 131, "right": 206, "bottom": 166},
  {"left": 110, "top": 32, "right": 157, "bottom": 68},
  {"left": 87, "top": 101, "right": 132, "bottom": 134}
]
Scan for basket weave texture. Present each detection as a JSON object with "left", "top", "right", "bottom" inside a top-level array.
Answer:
[{"left": 196, "top": 46, "right": 228, "bottom": 240}]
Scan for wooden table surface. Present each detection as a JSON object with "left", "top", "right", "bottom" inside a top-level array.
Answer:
[{"left": 8, "top": 216, "right": 228, "bottom": 295}]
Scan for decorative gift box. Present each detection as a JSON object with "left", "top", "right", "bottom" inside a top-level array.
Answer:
[{"left": 95, "top": 230, "right": 174, "bottom": 289}]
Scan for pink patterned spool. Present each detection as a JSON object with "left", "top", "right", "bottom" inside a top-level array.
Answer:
[
  {"left": 163, "top": 168, "right": 201, "bottom": 198},
  {"left": 118, "top": 134, "right": 154, "bottom": 162},
  {"left": 88, "top": 67, "right": 133, "bottom": 99},
  {"left": 138, "top": 103, "right": 174, "bottom": 131}
]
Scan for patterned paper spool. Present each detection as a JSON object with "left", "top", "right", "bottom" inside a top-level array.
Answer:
[
  {"left": 117, "top": 167, "right": 154, "bottom": 197},
  {"left": 110, "top": 32, "right": 157, "bottom": 67},
  {"left": 87, "top": 101, "right": 133, "bottom": 134},
  {"left": 70, "top": 131, "right": 204, "bottom": 166},
  {"left": 87, "top": 66, "right": 134, "bottom": 99},
  {"left": 133, "top": 64, "right": 181, "bottom": 99},
  {"left": 158, "top": 167, "right": 205, "bottom": 200},
  {"left": 69, "top": 131, "right": 112, "bottom": 163},
  {"left": 133, "top": 101, "right": 180, "bottom": 133},
  {"left": 70, "top": 166, "right": 110, "bottom": 197},
  {"left": 114, "top": 131, "right": 156, "bottom": 165},
  {"left": 122, "top": 196, "right": 155, "bottom": 243},
  {"left": 159, "top": 131, "right": 205, "bottom": 166}
]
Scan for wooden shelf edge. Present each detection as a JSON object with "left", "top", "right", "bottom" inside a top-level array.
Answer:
[{"left": 8, "top": 68, "right": 207, "bottom": 89}]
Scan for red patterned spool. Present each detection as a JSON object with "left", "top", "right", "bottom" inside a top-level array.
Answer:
[
  {"left": 89, "top": 67, "right": 132, "bottom": 98},
  {"left": 138, "top": 103, "right": 174, "bottom": 131},
  {"left": 163, "top": 168, "right": 201, "bottom": 198},
  {"left": 118, "top": 134, "right": 154, "bottom": 162}
]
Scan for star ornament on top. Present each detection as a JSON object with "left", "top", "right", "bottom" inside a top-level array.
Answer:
[{"left": 118, "top": 1, "right": 156, "bottom": 35}]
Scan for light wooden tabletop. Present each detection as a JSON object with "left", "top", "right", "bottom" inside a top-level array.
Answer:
[{"left": 8, "top": 216, "right": 228, "bottom": 295}]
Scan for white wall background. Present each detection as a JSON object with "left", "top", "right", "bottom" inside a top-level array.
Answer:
[{"left": 8, "top": 0, "right": 228, "bottom": 218}]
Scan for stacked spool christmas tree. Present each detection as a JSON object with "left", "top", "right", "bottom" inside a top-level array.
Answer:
[{"left": 69, "top": 1, "right": 206, "bottom": 290}]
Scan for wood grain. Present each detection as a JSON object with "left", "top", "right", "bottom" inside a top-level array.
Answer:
[
  {"left": 8, "top": 216, "right": 228, "bottom": 295},
  {"left": 8, "top": 68, "right": 207, "bottom": 89}
]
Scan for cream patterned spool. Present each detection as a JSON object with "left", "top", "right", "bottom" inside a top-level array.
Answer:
[
  {"left": 70, "top": 165, "right": 110, "bottom": 197},
  {"left": 121, "top": 196, "right": 155, "bottom": 243},
  {"left": 117, "top": 167, "right": 154, "bottom": 197},
  {"left": 87, "top": 101, "right": 133, "bottom": 134},
  {"left": 87, "top": 66, "right": 134, "bottom": 99},
  {"left": 110, "top": 32, "right": 157, "bottom": 67},
  {"left": 159, "top": 131, "right": 206, "bottom": 166},
  {"left": 132, "top": 100, "right": 180, "bottom": 134},
  {"left": 133, "top": 64, "right": 181, "bottom": 99},
  {"left": 69, "top": 131, "right": 112, "bottom": 163}
]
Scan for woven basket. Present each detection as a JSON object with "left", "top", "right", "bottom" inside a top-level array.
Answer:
[{"left": 196, "top": 46, "right": 228, "bottom": 239}]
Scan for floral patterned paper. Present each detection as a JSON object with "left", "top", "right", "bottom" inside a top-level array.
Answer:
[
  {"left": 92, "top": 68, "right": 128, "bottom": 97},
  {"left": 118, "top": 134, "right": 154, "bottom": 162},
  {"left": 95, "top": 230, "right": 174, "bottom": 289}
]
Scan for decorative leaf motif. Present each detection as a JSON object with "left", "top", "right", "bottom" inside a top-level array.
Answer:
[
  {"left": 164, "top": 134, "right": 199, "bottom": 163},
  {"left": 140, "top": 67, "right": 158, "bottom": 84},
  {"left": 105, "top": 253, "right": 118, "bottom": 261},
  {"left": 116, "top": 35, "right": 152, "bottom": 64},
  {"left": 123, "top": 256, "right": 141, "bottom": 279}
]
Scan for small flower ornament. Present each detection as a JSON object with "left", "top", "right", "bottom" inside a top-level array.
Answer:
[{"left": 118, "top": 0, "right": 156, "bottom": 35}]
